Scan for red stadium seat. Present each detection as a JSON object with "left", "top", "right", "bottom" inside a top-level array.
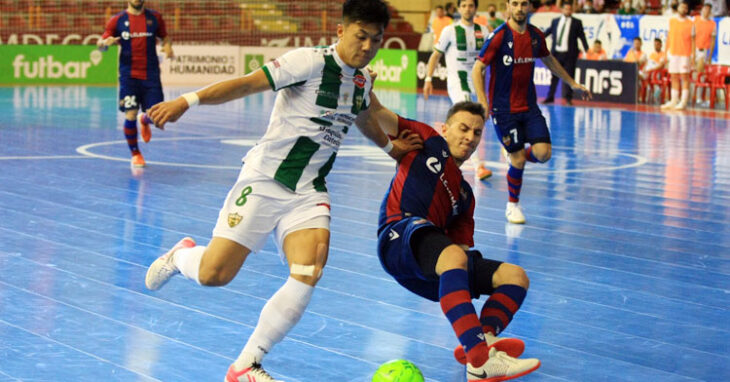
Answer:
[
  {"left": 646, "top": 69, "right": 670, "bottom": 104},
  {"left": 709, "top": 66, "right": 730, "bottom": 110},
  {"left": 692, "top": 64, "right": 717, "bottom": 106}
]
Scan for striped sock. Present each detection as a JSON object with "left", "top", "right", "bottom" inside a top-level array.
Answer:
[
  {"left": 440, "top": 269, "right": 488, "bottom": 367},
  {"left": 480, "top": 284, "right": 527, "bottom": 336},
  {"left": 124, "top": 119, "right": 139, "bottom": 154},
  {"left": 507, "top": 165, "right": 524, "bottom": 203},
  {"left": 525, "top": 146, "right": 540, "bottom": 163}
]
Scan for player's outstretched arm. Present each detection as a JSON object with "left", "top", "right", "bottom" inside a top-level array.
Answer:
[
  {"left": 541, "top": 55, "right": 593, "bottom": 100},
  {"left": 472, "top": 60, "right": 489, "bottom": 111},
  {"left": 355, "top": 92, "right": 422, "bottom": 161},
  {"left": 423, "top": 50, "right": 443, "bottom": 101},
  {"left": 147, "top": 69, "right": 271, "bottom": 129}
]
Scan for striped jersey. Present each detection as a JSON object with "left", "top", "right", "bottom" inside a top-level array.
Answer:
[
  {"left": 434, "top": 22, "right": 486, "bottom": 95},
  {"left": 477, "top": 23, "right": 550, "bottom": 114},
  {"left": 102, "top": 9, "right": 167, "bottom": 81},
  {"left": 378, "top": 116, "right": 475, "bottom": 247},
  {"left": 246, "top": 45, "right": 372, "bottom": 193}
]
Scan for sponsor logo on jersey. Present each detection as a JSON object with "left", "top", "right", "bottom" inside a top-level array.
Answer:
[
  {"left": 475, "top": 30, "right": 484, "bottom": 39},
  {"left": 502, "top": 134, "right": 512, "bottom": 146},
  {"left": 353, "top": 74, "right": 366, "bottom": 88},
  {"left": 502, "top": 55, "right": 513, "bottom": 66},
  {"left": 426, "top": 157, "right": 442, "bottom": 173},
  {"left": 388, "top": 229, "right": 400, "bottom": 240},
  {"left": 508, "top": 41, "right": 513, "bottom": 49}
]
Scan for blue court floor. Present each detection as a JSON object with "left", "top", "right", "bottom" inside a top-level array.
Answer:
[{"left": 0, "top": 85, "right": 729, "bottom": 382}]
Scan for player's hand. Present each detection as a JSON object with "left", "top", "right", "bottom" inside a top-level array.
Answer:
[
  {"left": 423, "top": 81, "right": 433, "bottom": 101},
  {"left": 147, "top": 97, "right": 189, "bottom": 130},
  {"left": 573, "top": 83, "right": 593, "bottom": 101},
  {"left": 388, "top": 129, "right": 423, "bottom": 161},
  {"left": 103, "top": 37, "right": 120, "bottom": 46}
]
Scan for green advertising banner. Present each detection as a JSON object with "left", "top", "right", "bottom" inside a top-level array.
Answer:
[
  {"left": 0, "top": 45, "right": 118, "bottom": 85},
  {"left": 369, "top": 49, "right": 417, "bottom": 90}
]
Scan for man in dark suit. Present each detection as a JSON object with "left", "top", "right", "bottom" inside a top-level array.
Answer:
[{"left": 542, "top": 2, "right": 589, "bottom": 105}]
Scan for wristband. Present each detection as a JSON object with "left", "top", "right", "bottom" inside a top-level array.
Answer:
[
  {"left": 181, "top": 92, "right": 199, "bottom": 107},
  {"left": 425, "top": 76, "right": 433, "bottom": 82},
  {"left": 381, "top": 140, "right": 394, "bottom": 154}
]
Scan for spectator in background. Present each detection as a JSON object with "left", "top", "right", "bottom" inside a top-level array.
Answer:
[
  {"left": 582, "top": 40, "right": 608, "bottom": 60},
  {"left": 618, "top": 0, "right": 638, "bottom": 13},
  {"left": 537, "top": 0, "right": 561, "bottom": 12},
  {"left": 485, "top": 4, "right": 505, "bottom": 31},
  {"left": 642, "top": 38, "right": 668, "bottom": 79},
  {"left": 662, "top": 0, "right": 694, "bottom": 110},
  {"left": 624, "top": 37, "right": 648, "bottom": 70},
  {"left": 632, "top": 0, "right": 648, "bottom": 13},
  {"left": 578, "top": 0, "right": 600, "bottom": 13},
  {"left": 707, "top": 0, "right": 728, "bottom": 16},
  {"left": 446, "top": 2, "right": 461, "bottom": 21},
  {"left": 432, "top": 5, "right": 453, "bottom": 43},
  {"left": 543, "top": 2, "right": 589, "bottom": 105},
  {"left": 664, "top": 0, "right": 679, "bottom": 15}
]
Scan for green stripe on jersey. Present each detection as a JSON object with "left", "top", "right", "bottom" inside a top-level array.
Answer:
[
  {"left": 274, "top": 136, "right": 320, "bottom": 191},
  {"left": 315, "top": 54, "right": 342, "bottom": 109},
  {"left": 455, "top": 25, "right": 467, "bottom": 51},
  {"left": 313, "top": 152, "right": 337, "bottom": 192},
  {"left": 261, "top": 66, "right": 276, "bottom": 90},
  {"left": 458, "top": 70, "right": 470, "bottom": 92}
]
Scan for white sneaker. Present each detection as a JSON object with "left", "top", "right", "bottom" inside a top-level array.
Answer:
[
  {"left": 466, "top": 347, "right": 540, "bottom": 381},
  {"left": 673, "top": 101, "right": 687, "bottom": 110},
  {"left": 454, "top": 332, "right": 526, "bottom": 364},
  {"left": 145, "top": 237, "right": 196, "bottom": 290},
  {"left": 225, "top": 362, "right": 282, "bottom": 382},
  {"left": 660, "top": 100, "right": 677, "bottom": 109},
  {"left": 505, "top": 202, "right": 525, "bottom": 224}
]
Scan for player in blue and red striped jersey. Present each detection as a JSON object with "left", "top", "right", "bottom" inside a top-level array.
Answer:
[
  {"left": 472, "top": 0, "right": 590, "bottom": 224},
  {"left": 97, "top": 0, "right": 173, "bottom": 169},
  {"left": 370, "top": 93, "right": 540, "bottom": 381}
]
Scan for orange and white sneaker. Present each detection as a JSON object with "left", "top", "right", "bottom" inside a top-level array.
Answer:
[
  {"left": 466, "top": 347, "right": 540, "bottom": 381},
  {"left": 145, "top": 237, "right": 196, "bottom": 291},
  {"left": 138, "top": 113, "right": 152, "bottom": 143},
  {"left": 131, "top": 153, "right": 146, "bottom": 168},
  {"left": 225, "top": 362, "right": 282, "bottom": 382},
  {"left": 454, "top": 333, "right": 526, "bottom": 364},
  {"left": 477, "top": 164, "right": 493, "bottom": 180}
]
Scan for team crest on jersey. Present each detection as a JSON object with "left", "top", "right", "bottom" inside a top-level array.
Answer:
[
  {"left": 353, "top": 74, "right": 366, "bottom": 88},
  {"left": 227, "top": 213, "right": 243, "bottom": 228},
  {"left": 532, "top": 39, "right": 538, "bottom": 47},
  {"left": 502, "top": 135, "right": 512, "bottom": 146},
  {"left": 475, "top": 30, "right": 484, "bottom": 39},
  {"left": 147, "top": 19, "right": 153, "bottom": 26}
]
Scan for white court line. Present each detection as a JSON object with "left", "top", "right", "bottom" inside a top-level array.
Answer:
[
  {"left": 70, "top": 137, "right": 648, "bottom": 175},
  {"left": 0, "top": 155, "right": 91, "bottom": 160}
]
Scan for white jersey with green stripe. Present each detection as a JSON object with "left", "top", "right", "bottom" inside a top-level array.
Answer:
[
  {"left": 434, "top": 22, "right": 485, "bottom": 101},
  {"left": 245, "top": 44, "right": 372, "bottom": 193}
]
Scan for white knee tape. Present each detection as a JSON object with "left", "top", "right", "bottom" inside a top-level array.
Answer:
[{"left": 290, "top": 263, "right": 316, "bottom": 277}]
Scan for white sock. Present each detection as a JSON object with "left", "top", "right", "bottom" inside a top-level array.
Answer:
[
  {"left": 235, "top": 277, "right": 314, "bottom": 367},
  {"left": 470, "top": 152, "right": 481, "bottom": 170},
  {"left": 172, "top": 245, "right": 205, "bottom": 284},
  {"left": 671, "top": 89, "right": 680, "bottom": 103},
  {"left": 680, "top": 89, "right": 689, "bottom": 104}
]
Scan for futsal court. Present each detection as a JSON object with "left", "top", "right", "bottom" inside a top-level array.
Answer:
[{"left": 1, "top": 85, "right": 728, "bottom": 382}]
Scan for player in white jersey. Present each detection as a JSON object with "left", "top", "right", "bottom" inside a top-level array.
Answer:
[
  {"left": 423, "top": 0, "right": 493, "bottom": 181},
  {"left": 141, "top": 1, "right": 422, "bottom": 381}
]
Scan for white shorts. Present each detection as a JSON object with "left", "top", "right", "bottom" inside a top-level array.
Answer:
[
  {"left": 695, "top": 48, "right": 709, "bottom": 64},
  {"left": 667, "top": 54, "right": 691, "bottom": 74},
  {"left": 212, "top": 166, "right": 331, "bottom": 257},
  {"left": 447, "top": 77, "right": 476, "bottom": 104}
]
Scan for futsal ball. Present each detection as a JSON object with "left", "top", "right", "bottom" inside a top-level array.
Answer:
[{"left": 372, "top": 359, "right": 424, "bottom": 382}]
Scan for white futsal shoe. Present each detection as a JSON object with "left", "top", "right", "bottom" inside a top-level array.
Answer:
[
  {"left": 466, "top": 347, "right": 540, "bottom": 381},
  {"left": 145, "top": 237, "right": 196, "bottom": 290},
  {"left": 454, "top": 332, "right": 526, "bottom": 364},
  {"left": 660, "top": 99, "right": 678, "bottom": 110},
  {"left": 505, "top": 202, "right": 526, "bottom": 224},
  {"left": 673, "top": 101, "right": 687, "bottom": 110},
  {"left": 225, "top": 362, "right": 282, "bottom": 382}
]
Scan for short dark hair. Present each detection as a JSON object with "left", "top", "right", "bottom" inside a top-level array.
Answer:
[
  {"left": 654, "top": 38, "right": 662, "bottom": 43},
  {"left": 343, "top": 0, "right": 390, "bottom": 29},
  {"left": 446, "top": 101, "right": 486, "bottom": 124},
  {"left": 633, "top": 37, "right": 641, "bottom": 42},
  {"left": 458, "top": 0, "right": 479, "bottom": 7},
  {"left": 436, "top": 5, "right": 444, "bottom": 10},
  {"left": 594, "top": 39, "right": 602, "bottom": 45}
]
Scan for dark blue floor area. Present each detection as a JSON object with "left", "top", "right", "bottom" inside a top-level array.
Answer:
[{"left": 1, "top": 86, "right": 729, "bottom": 382}]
